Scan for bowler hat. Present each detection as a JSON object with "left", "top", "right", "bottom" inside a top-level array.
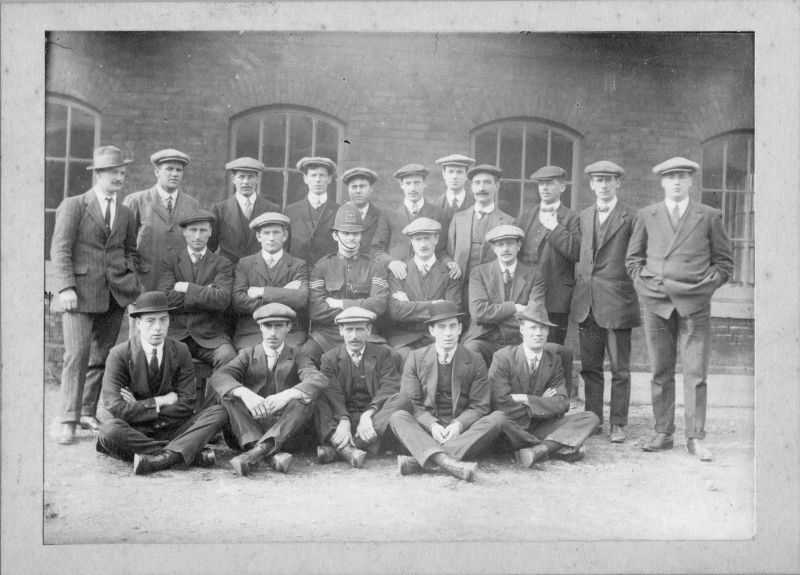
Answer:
[
  {"left": 296, "top": 156, "right": 337, "bottom": 175},
  {"left": 332, "top": 202, "right": 365, "bottom": 233},
  {"left": 86, "top": 146, "right": 133, "bottom": 171},
  {"left": 467, "top": 164, "right": 502, "bottom": 180},
  {"left": 129, "top": 291, "right": 177, "bottom": 318},
  {"left": 516, "top": 301, "right": 557, "bottom": 326},
  {"left": 250, "top": 211, "right": 291, "bottom": 231},
  {"left": 424, "top": 301, "right": 465, "bottom": 325},
  {"left": 341, "top": 167, "right": 378, "bottom": 185},
  {"left": 253, "top": 303, "right": 297, "bottom": 323},
  {"left": 335, "top": 306, "right": 377, "bottom": 325},
  {"left": 151, "top": 149, "right": 190, "bottom": 166},
  {"left": 179, "top": 209, "right": 216, "bottom": 228}
]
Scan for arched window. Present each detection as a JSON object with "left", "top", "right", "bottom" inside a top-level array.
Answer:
[
  {"left": 471, "top": 118, "right": 581, "bottom": 218},
  {"left": 45, "top": 94, "right": 101, "bottom": 259},
  {"left": 229, "top": 106, "right": 345, "bottom": 209}
]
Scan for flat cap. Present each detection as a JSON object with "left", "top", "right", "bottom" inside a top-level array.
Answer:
[
  {"left": 402, "top": 217, "right": 442, "bottom": 236},
  {"left": 151, "top": 149, "right": 190, "bottom": 166},
  {"left": 435, "top": 154, "right": 476, "bottom": 168},
  {"left": 178, "top": 209, "right": 216, "bottom": 228},
  {"left": 253, "top": 302, "right": 297, "bottom": 323},
  {"left": 334, "top": 306, "right": 377, "bottom": 325},
  {"left": 485, "top": 224, "right": 525, "bottom": 243},
  {"left": 341, "top": 167, "right": 378, "bottom": 185},
  {"left": 467, "top": 164, "right": 503, "bottom": 180},
  {"left": 516, "top": 301, "right": 557, "bottom": 326},
  {"left": 584, "top": 161, "right": 625, "bottom": 177},
  {"left": 652, "top": 157, "right": 700, "bottom": 175},
  {"left": 393, "top": 163, "right": 429, "bottom": 180},
  {"left": 530, "top": 165, "right": 568, "bottom": 180},
  {"left": 226, "top": 157, "right": 265, "bottom": 172},
  {"left": 332, "top": 202, "right": 365, "bottom": 232},
  {"left": 249, "top": 211, "right": 291, "bottom": 231},
  {"left": 296, "top": 156, "right": 337, "bottom": 175}
]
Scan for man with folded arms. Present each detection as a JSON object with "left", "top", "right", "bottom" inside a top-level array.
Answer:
[
  {"left": 96, "top": 292, "right": 227, "bottom": 475},
  {"left": 210, "top": 303, "right": 327, "bottom": 476},
  {"left": 430, "top": 153, "right": 476, "bottom": 221},
  {"left": 389, "top": 301, "right": 503, "bottom": 482}
]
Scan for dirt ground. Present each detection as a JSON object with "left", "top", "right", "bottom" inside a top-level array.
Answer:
[{"left": 43, "top": 382, "right": 754, "bottom": 544}]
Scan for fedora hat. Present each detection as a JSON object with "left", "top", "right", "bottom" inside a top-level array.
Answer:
[
  {"left": 129, "top": 291, "right": 177, "bottom": 318},
  {"left": 86, "top": 146, "right": 133, "bottom": 171},
  {"left": 424, "top": 301, "right": 465, "bottom": 325},
  {"left": 516, "top": 301, "right": 557, "bottom": 326}
]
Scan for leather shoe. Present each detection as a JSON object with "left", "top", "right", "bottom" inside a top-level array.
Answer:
[
  {"left": 57, "top": 423, "right": 76, "bottom": 445},
  {"left": 515, "top": 445, "right": 549, "bottom": 468},
  {"left": 355, "top": 437, "right": 382, "bottom": 457},
  {"left": 593, "top": 424, "right": 604, "bottom": 435},
  {"left": 609, "top": 424, "right": 626, "bottom": 443},
  {"left": 642, "top": 432, "right": 674, "bottom": 452},
  {"left": 397, "top": 455, "right": 423, "bottom": 476},
  {"left": 440, "top": 456, "right": 477, "bottom": 482},
  {"left": 193, "top": 448, "right": 216, "bottom": 468},
  {"left": 79, "top": 416, "right": 101, "bottom": 432},
  {"left": 316, "top": 445, "right": 337, "bottom": 464},
  {"left": 339, "top": 445, "right": 367, "bottom": 469},
  {"left": 133, "top": 451, "right": 182, "bottom": 475},
  {"left": 267, "top": 452, "right": 293, "bottom": 474},
  {"left": 687, "top": 438, "right": 713, "bottom": 461},
  {"left": 552, "top": 444, "right": 585, "bottom": 463},
  {"left": 230, "top": 442, "right": 270, "bottom": 476}
]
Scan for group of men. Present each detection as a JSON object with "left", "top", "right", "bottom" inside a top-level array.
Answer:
[{"left": 50, "top": 144, "right": 733, "bottom": 482}]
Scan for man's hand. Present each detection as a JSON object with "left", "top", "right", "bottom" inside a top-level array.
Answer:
[
  {"left": 510, "top": 393, "right": 530, "bottom": 406},
  {"left": 155, "top": 391, "right": 179, "bottom": 410},
  {"left": 356, "top": 411, "right": 378, "bottom": 444},
  {"left": 247, "top": 286, "right": 265, "bottom": 299},
  {"left": 59, "top": 288, "right": 78, "bottom": 312},
  {"left": 430, "top": 422, "right": 447, "bottom": 444},
  {"left": 446, "top": 261, "right": 462, "bottom": 280},
  {"left": 391, "top": 291, "right": 410, "bottom": 302},
  {"left": 233, "top": 387, "right": 269, "bottom": 419},
  {"left": 120, "top": 387, "right": 136, "bottom": 404},
  {"left": 325, "top": 297, "right": 344, "bottom": 309},
  {"left": 388, "top": 260, "right": 408, "bottom": 280},
  {"left": 330, "top": 419, "right": 353, "bottom": 450},
  {"left": 441, "top": 421, "right": 463, "bottom": 442},
  {"left": 263, "top": 389, "right": 294, "bottom": 414},
  {"left": 515, "top": 303, "right": 526, "bottom": 313},
  {"left": 173, "top": 281, "right": 190, "bottom": 293},
  {"left": 283, "top": 280, "right": 302, "bottom": 290}
]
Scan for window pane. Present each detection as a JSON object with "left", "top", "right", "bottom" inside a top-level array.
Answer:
[
  {"left": 46, "top": 101, "right": 68, "bottom": 158},
  {"left": 524, "top": 126, "right": 549, "bottom": 178},
  {"left": 67, "top": 161, "right": 93, "bottom": 196},
  {"left": 70, "top": 107, "right": 96, "bottom": 159},
  {"left": 287, "top": 171, "right": 307, "bottom": 205},
  {"left": 474, "top": 129, "right": 498, "bottom": 165},
  {"left": 234, "top": 119, "right": 260, "bottom": 159},
  {"left": 498, "top": 125, "right": 523, "bottom": 179},
  {"left": 260, "top": 171, "right": 285, "bottom": 207},
  {"left": 702, "top": 190, "right": 722, "bottom": 210},
  {"left": 521, "top": 181, "right": 540, "bottom": 213},
  {"left": 725, "top": 134, "right": 749, "bottom": 191},
  {"left": 45, "top": 159, "right": 65, "bottom": 209},
  {"left": 702, "top": 138, "right": 724, "bottom": 189},
  {"left": 262, "top": 114, "right": 286, "bottom": 168},
  {"left": 498, "top": 180, "right": 522, "bottom": 218},
  {"left": 316, "top": 120, "right": 339, "bottom": 163},
  {"left": 550, "top": 132, "right": 573, "bottom": 178},
  {"left": 45, "top": 211, "right": 56, "bottom": 261},
  {"left": 288, "top": 115, "right": 313, "bottom": 166}
]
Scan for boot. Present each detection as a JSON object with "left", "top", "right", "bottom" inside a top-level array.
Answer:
[
  {"left": 338, "top": 445, "right": 367, "bottom": 469},
  {"left": 316, "top": 445, "right": 337, "bottom": 464},
  {"left": 193, "top": 448, "right": 216, "bottom": 468},
  {"left": 515, "top": 444, "right": 549, "bottom": 468},
  {"left": 397, "top": 455, "right": 423, "bottom": 476},
  {"left": 230, "top": 442, "right": 271, "bottom": 476},
  {"left": 267, "top": 452, "right": 293, "bottom": 474},
  {"left": 133, "top": 450, "right": 182, "bottom": 475},
  {"left": 439, "top": 457, "right": 477, "bottom": 482}
]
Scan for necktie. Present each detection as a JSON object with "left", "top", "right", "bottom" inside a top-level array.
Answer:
[
  {"left": 266, "top": 254, "right": 277, "bottom": 268},
  {"left": 476, "top": 209, "right": 486, "bottom": 220},
  {"left": 104, "top": 197, "right": 112, "bottom": 230},
  {"left": 503, "top": 269, "right": 512, "bottom": 300},
  {"left": 351, "top": 352, "right": 362, "bottom": 366},
  {"left": 166, "top": 196, "right": 173, "bottom": 216},
  {"left": 410, "top": 202, "right": 419, "bottom": 217},
  {"left": 540, "top": 206, "right": 555, "bottom": 213},
  {"left": 439, "top": 353, "right": 449, "bottom": 365},
  {"left": 191, "top": 252, "right": 203, "bottom": 275},
  {"left": 420, "top": 262, "right": 430, "bottom": 276},
  {"left": 450, "top": 197, "right": 458, "bottom": 210},
  {"left": 530, "top": 356, "right": 538, "bottom": 375},
  {"left": 243, "top": 197, "right": 252, "bottom": 219},
  {"left": 148, "top": 348, "right": 159, "bottom": 384},
  {"left": 670, "top": 204, "right": 682, "bottom": 231},
  {"left": 266, "top": 351, "right": 277, "bottom": 372},
  {"left": 596, "top": 204, "right": 610, "bottom": 213}
]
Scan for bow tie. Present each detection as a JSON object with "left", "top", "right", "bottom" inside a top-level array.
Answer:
[
  {"left": 540, "top": 206, "right": 556, "bottom": 213},
  {"left": 596, "top": 205, "right": 611, "bottom": 213}
]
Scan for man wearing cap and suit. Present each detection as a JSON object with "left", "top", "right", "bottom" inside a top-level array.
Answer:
[
  {"left": 303, "top": 203, "right": 390, "bottom": 366},
  {"left": 341, "top": 167, "right": 390, "bottom": 259},
  {"left": 96, "top": 292, "right": 228, "bottom": 475},
  {"left": 208, "top": 157, "right": 282, "bottom": 266},
  {"left": 430, "top": 153, "right": 476, "bottom": 221},
  {"left": 232, "top": 212, "right": 309, "bottom": 350},
  {"left": 518, "top": 165, "right": 581, "bottom": 346},
  {"left": 51, "top": 145, "right": 141, "bottom": 444},
  {"left": 284, "top": 156, "right": 340, "bottom": 267},
  {"left": 157, "top": 209, "right": 236, "bottom": 370},
  {"left": 209, "top": 303, "right": 328, "bottom": 477},
  {"left": 490, "top": 301, "right": 599, "bottom": 468},
  {"left": 389, "top": 301, "right": 504, "bottom": 482},
  {"left": 315, "top": 307, "right": 409, "bottom": 468},
  {"left": 124, "top": 149, "right": 201, "bottom": 293},
  {"left": 387, "top": 217, "right": 462, "bottom": 364},
  {"left": 573, "top": 161, "right": 640, "bottom": 443},
  {"left": 626, "top": 157, "right": 733, "bottom": 461}
]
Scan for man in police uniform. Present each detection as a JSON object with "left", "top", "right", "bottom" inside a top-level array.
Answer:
[
  {"left": 232, "top": 212, "right": 309, "bottom": 350},
  {"left": 340, "top": 166, "right": 390, "bottom": 259},
  {"left": 284, "top": 156, "right": 340, "bottom": 267},
  {"left": 315, "top": 307, "right": 409, "bottom": 468},
  {"left": 430, "top": 153, "right": 476, "bottom": 221},
  {"left": 302, "top": 202, "right": 390, "bottom": 366}
]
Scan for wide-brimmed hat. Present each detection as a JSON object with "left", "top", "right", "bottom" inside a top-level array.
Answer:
[
  {"left": 129, "top": 291, "right": 177, "bottom": 318},
  {"left": 516, "top": 301, "right": 557, "bottom": 326},
  {"left": 424, "top": 301, "right": 466, "bottom": 325},
  {"left": 86, "top": 146, "right": 133, "bottom": 171}
]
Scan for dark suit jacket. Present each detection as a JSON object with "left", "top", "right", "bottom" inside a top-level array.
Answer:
[
  {"left": 429, "top": 191, "right": 475, "bottom": 223},
  {"left": 626, "top": 200, "right": 734, "bottom": 318},
  {"left": 97, "top": 336, "right": 196, "bottom": 427},
  {"left": 360, "top": 203, "right": 390, "bottom": 260},
  {"left": 572, "top": 201, "right": 641, "bottom": 328},
  {"left": 210, "top": 343, "right": 327, "bottom": 401},
  {"left": 372, "top": 201, "right": 450, "bottom": 266},
  {"left": 518, "top": 203, "right": 581, "bottom": 313},
  {"left": 447, "top": 207, "right": 516, "bottom": 274},
  {"left": 50, "top": 190, "right": 140, "bottom": 312},
  {"left": 489, "top": 345, "right": 569, "bottom": 429},
  {"left": 387, "top": 258, "right": 462, "bottom": 348},
  {"left": 158, "top": 249, "right": 234, "bottom": 348},
  {"left": 400, "top": 344, "right": 490, "bottom": 431},
  {"left": 284, "top": 197, "right": 340, "bottom": 267},
  {"left": 208, "top": 194, "right": 281, "bottom": 265},
  {"left": 462, "top": 260, "right": 546, "bottom": 345},
  {"left": 320, "top": 342, "right": 401, "bottom": 418},
  {"left": 123, "top": 186, "right": 201, "bottom": 291}
]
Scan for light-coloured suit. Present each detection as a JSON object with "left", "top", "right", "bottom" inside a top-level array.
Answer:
[{"left": 447, "top": 207, "right": 515, "bottom": 277}]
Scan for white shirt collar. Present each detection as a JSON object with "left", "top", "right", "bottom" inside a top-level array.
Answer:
[
  {"left": 474, "top": 203, "right": 496, "bottom": 215},
  {"left": 187, "top": 246, "right": 207, "bottom": 259},
  {"left": 446, "top": 190, "right": 466, "bottom": 204},
  {"left": 435, "top": 345, "right": 456, "bottom": 364},
  {"left": 308, "top": 193, "right": 328, "bottom": 208},
  {"left": 94, "top": 187, "right": 116, "bottom": 204},
  {"left": 236, "top": 192, "right": 255, "bottom": 210},
  {"left": 348, "top": 346, "right": 366, "bottom": 364},
  {"left": 357, "top": 204, "right": 370, "bottom": 218},
  {"left": 262, "top": 249, "right": 283, "bottom": 266},
  {"left": 157, "top": 185, "right": 178, "bottom": 202},
  {"left": 664, "top": 196, "right": 689, "bottom": 217},
  {"left": 414, "top": 255, "right": 436, "bottom": 271},
  {"left": 404, "top": 198, "right": 425, "bottom": 213},
  {"left": 498, "top": 260, "right": 518, "bottom": 275},
  {"left": 597, "top": 196, "right": 618, "bottom": 211},
  {"left": 140, "top": 339, "right": 164, "bottom": 362},
  {"left": 522, "top": 345, "right": 543, "bottom": 368},
  {"left": 540, "top": 201, "right": 561, "bottom": 211},
  {"left": 262, "top": 342, "right": 284, "bottom": 359}
]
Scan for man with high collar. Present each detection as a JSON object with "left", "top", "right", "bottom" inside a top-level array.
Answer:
[
  {"left": 208, "top": 157, "right": 281, "bottom": 266},
  {"left": 124, "top": 148, "right": 201, "bottom": 293},
  {"left": 96, "top": 292, "right": 227, "bottom": 475},
  {"left": 387, "top": 218, "right": 462, "bottom": 364},
  {"left": 340, "top": 166, "right": 390, "bottom": 259},
  {"left": 315, "top": 307, "right": 409, "bottom": 468},
  {"left": 157, "top": 209, "right": 236, "bottom": 370},
  {"left": 573, "top": 161, "right": 640, "bottom": 443},
  {"left": 389, "top": 301, "right": 503, "bottom": 482},
  {"left": 518, "top": 165, "right": 581, "bottom": 346},
  {"left": 232, "top": 212, "right": 309, "bottom": 350},
  {"left": 430, "top": 153, "right": 476, "bottom": 221},
  {"left": 51, "top": 145, "right": 141, "bottom": 444},
  {"left": 490, "top": 301, "right": 599, "bottom": 468},
  {"left": 626, "top": 157, "right": 733, "bottom": 461},
  {"left": 209, "top": 303, "right": 328, "bottom": 477},
  {"left": 284, "top": 156, "right": 340, "bottom": 267}
]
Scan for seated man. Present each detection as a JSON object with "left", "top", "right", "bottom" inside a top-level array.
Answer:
[
  {"left": 209, "top": 303, "right": 327, "bottom": 477},
  {"left": 389, "top": 301, "right": 503, "bottom": 482},
  {"left": 386, "top": 217, "right": 462, "bottom": 365},
  {"left": 232, "top": 212, "right": 308, "bottom": 350},
  {"left": 96, "top": 292, "right": 228, "bottom": 475},
  {"left": 158, "top": 209, "right": 236, "bottom": 370},
  {"left": 491, "top": 301, "right": 599, "bottom": 467},
  {"left": 315, "top": 307, "right": 410, "bottom": 468}
]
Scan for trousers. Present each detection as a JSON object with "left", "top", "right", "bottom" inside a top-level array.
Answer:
[
  {"left": 221, "top": 396, "right": 313, "bottom": 453},
  {"left": 314, "top": 392, "right": 412, "bottom": 447},
  {"left": 495, "top": 410, "right": 599, "bottom": 449}
]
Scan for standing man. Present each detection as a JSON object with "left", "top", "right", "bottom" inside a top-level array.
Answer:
[
  {"left": 389, "top": 301, "right": 503, "bottom": 482},
  {"left": 124, "top": 148, "right": 200, "bottom": 293},
  {"left": 518, "top": 165, "right": 581, "bottom": 345},
  {"left": 340, "top": 167, "right": 390, "bottom": 259},
  {"left": 51, "top": 145, "right": 141, "bottom": 444},
  {"left": 157, "top": 209, "right": 236, "bottom": 370},
  {"left": 430, "top": 153, "right": 476, "bottom": 222},
  {"left": 284, "top": 156, "right": 340, "bottom": 267},
  {"left": 573, "top": 161, "right": 640, "bottom": 442},
  {"left": 626, "top": 157, "right": 733, "bottom": 461},
  {"left": 208, "top": 157, "right": 281, "bottom": 266}
]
